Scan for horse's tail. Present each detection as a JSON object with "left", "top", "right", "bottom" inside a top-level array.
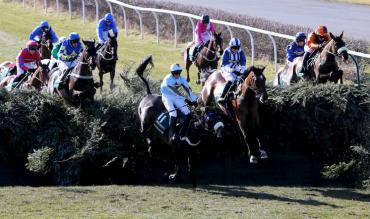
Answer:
[{"left": 136, "top": 55, "right": 154, "bottom": 95}]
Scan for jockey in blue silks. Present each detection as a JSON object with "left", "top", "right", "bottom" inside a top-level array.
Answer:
[
  {"left": 29, "top": 20, "right": 58, "bottom": 44},
  {"left": 218, "top": 37, "right": 247, "bottom": 103},
  {"left": 286, "top": 32, "right": 306, "bottom": 63},
  {"left": 57, "top": 32, "right": 82, "bottom": 86},
  {"left": 96, "top": 13, "right": 118, "bottom": 50}
]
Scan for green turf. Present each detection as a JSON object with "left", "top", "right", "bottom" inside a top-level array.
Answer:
[{"left": 0, "top": 185, "right": 369, "bottom": 218}]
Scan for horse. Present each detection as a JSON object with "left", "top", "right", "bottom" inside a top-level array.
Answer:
[
  {"left": 184, "top": 32, "right": 223, "bottom": 85},
  {"left": 199, "top": 66, "right": 268, "bottom": 163},
  {"left": 0, "top": 63, "right": 49, "bottom": 91},
  {"left": 274, "top": 32, "right": 348, "bottom": 86},
  {"left": 19, "top": 63, "right": 50, "bottom": 91},
  {"left": 95, "top": 34, "right": 118, "bottom": 93},
  {"left": 39, "top": 30, "right": 53, "bottom": 60},
  {"left": 47, "top": 40, "right": 99, "bottom": 108},
  {"left": 136, "top": 55, "right": 225, "bottom": 187}
]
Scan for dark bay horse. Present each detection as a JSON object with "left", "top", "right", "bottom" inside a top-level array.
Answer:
[
  {"left": 200, "top": 66, "right": 268, "bottom": 163},
  {"left": 136, "top": 55, "right": 225, "bottom": 187},
  {"left": 47, "top": 40, "right": 99, "bottom": 108},
  {"left": 39, "top": 30, "right": 53, "bottom": 59},
  {"left": 184, "top": 32, "right": 223, "bottom": 84},
  {"left": 274, "top": 32, "right": 348, "bottom": 86},
  {"left": 95, "top": 34, "right": 118, "bottom": 93}
]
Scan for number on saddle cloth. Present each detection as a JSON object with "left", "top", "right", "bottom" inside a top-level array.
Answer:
[{"left": 154, "top": 110, "right": 185, "bottom": 138}]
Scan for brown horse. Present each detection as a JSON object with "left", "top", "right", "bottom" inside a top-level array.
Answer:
[
  {"left": 184, "top": 32, "right": 223, "bottom": 84},
  {"left": 200, "top": 66, "right": 268, "bottom": 163},
  {"left": 274, "top": 32, "right": 348, "bottom": 86},
  {"left": 0, "top": 64, "right": 49, "bottom": 91},
  {"left": 47, "top": 40, "right": 99, "bottom": 108},
  {"left": 39, "top": 30, "right": 53, "bottom": 60},
  {"left": 136, "top": 55, "right": 225, "bottom": 187},
  {"left": 95, "top": 34, "right": 118, "bottom": 93}
]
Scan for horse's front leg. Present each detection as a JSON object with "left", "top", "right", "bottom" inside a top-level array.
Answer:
[
  {"left": 99, "top": 72, "right": 104, "bottom": 94},
  {"left": 187, "top": 148, "right": 197, "bottom": 188},
  {"left": 196, "top": 67, "right": 201, "bottom": 85},
  {"left": 110, "top": 69, "right": 115, "bottom": 93}
]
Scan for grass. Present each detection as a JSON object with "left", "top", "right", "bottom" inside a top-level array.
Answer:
[
  {"left": 0, "top": 185, "right": 369, "bottom": 218},
  {"left": 0, "top": 1, "right": 275, "bottom": 94},
  {"left": 323, "top": 0, "right": 370, "bottom": 5}
]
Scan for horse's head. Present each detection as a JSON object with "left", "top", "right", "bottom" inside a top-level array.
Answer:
[
  {"left": 41, "top": 29, "right": 53, "bottom": 50},
  {"left": 82, "top": 39, "right": 97, "bottom": 71},
  {"left": 214, "top": 32, "right": 224, "bottom": 55},
  {"left": 329, "top": 32, "right": 348, "bottom": 61},
  {"left": 242, "top": 66, "right": 268, "bottom": 103},
  {"left": 107, "top": 34, "right": 118, "bottom": 59}
]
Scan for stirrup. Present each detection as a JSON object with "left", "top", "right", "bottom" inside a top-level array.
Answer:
[{"left": 249, "top": 155, "right": 258, "bottom": 164}]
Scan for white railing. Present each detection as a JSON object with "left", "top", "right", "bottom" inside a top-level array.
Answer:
[{"left": 23, "top": 0, "right": 369, "bottom": 84}]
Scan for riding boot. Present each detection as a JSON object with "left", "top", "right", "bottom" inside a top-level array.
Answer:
[
  {"left": 300, "top": 52, "right": 311, "bottom": 76},
  {"left": 179, "top": 114, "right": 191, "bottom": 138},
  {"left": 218, "top": 81, "right": 233, "bottom": 103},
  {"left": 168, "top": 116, "right": 178, "bottom": 142},
  {"left": 11, "top": 73, "right": 25, "bottom": 89}
]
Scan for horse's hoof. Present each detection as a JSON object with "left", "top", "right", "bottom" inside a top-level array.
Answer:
[
  {"left": 249, "top": 155, "right": 258, "bottom": 164},
  {"left": 169, "top": 173, "right": 177, "bottom": 180},
  {"left": 260, "top": 149, "right": 269, "bottom": 160},
  {"left": 195, "top": 79, "right": 201, "bottom": 85}
]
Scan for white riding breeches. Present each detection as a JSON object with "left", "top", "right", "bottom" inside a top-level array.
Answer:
[
  {"left": 304, "top": 45, "right": 315, "bottom": 53},
  {"left": 99, "top": 31, "right": 109, "bottom": 44},
  {"left": 16, "top": 62, "right": 37, "bottom": 76},
  {"left": 162, "top": 95, "right": 190, "bottom": 117},
  {"left": 221, "top": 68, "right": 237, "bottom": 83},
  {"left": 57, "top": 60, "right": 78, "bottom": 73}
]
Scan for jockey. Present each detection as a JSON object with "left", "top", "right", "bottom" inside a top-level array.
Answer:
[
  {"left": 57, "top": 32, "right": 82, "bottom": 86},
  {"left": 49, "top": 36, "right": 66, "bottom": 70},
  {"left": 218, "top": 37, "right": 247, "bottom": 103},
  {"left": 286, "top": 32, "right": 306, "bottom": 63},
  {"left": 195, "top": 15, "right": 216, "bottom": 46},
  {"left": 12, "top": 40, "right": 41, "bottom": 88},
  {"left": 29, "top": 20, "right": 58, "bottom": 44},
  {"left": 160, "top": 64, "right": 197, "bottom": 142},
  {"left": 301, "top": 25, "right": 331, "bottom": 75},
  {"left": 188, "top": 15, "right": 216, "bottom": 61},
  {"left": 96, "top": 13, "right": 118, "bottom": 50}
]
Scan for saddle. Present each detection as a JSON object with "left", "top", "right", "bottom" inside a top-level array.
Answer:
[
  {"left": 154, "top": 111, "right": 189, "bottom": 139},
  {"left": 189, "top": 44, "right": 204, "bottom": 62}
]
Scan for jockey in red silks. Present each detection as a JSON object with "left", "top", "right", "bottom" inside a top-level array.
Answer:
[
  {"left": 188, "top": 15, "right": 216, "bottom": 61},
  {"left": 12, "top": 40, "right": 41, "bottom": 88},
  {"left": 300, "top": 25, "right": 331, "bottom": 75}
]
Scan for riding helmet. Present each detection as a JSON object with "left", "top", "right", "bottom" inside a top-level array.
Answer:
[
  {"left": 104, "top": 13, "right": 114, "bottom": 22},
  {"left": 69, "top": 32, "right": 80, "bottom": 41},
  {"left": 201, "top": 15, "right": 210, "bottom": 24},
  {"left": 315, "top": 25, "right": 328, "bottom": 36},
  {"left": 27, "top": 40, "right": 38, "bottom": 50},
  {"left": 295, "top": 32, "right": 306, "bottom": 42},
  {"left": 170, "top": 63, "right": 182, "bottom": 74},
  {"left": 229, "top": 37, "right": 241, "bottom": 48}
]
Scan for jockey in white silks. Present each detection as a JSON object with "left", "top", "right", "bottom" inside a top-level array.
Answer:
[{"left": 160, "top": 64, "right": 197, "bottom": 142}]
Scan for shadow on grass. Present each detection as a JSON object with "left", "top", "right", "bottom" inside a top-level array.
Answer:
[
  {"left": 198, "top": 184, "right": 340, "bottom": 208},
  {"left": 305, "top": 188, "right": 370, "bottom": 203},
  {"left": 57, "top": 187, "right": 96, "bottom": 194}
]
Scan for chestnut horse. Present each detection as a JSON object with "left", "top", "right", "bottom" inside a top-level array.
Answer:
[
  {"left": 274, "top": 32, "right": 348, "bottom": 86},
  {"left": 47, "top": 40, "right": 99, "bottom": 108},
  {"left": 184, "top": 32, "right": 223, "bottom": 84},
  {"left": 200, "top": 66, "right": 268, "bottom": 163}
]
